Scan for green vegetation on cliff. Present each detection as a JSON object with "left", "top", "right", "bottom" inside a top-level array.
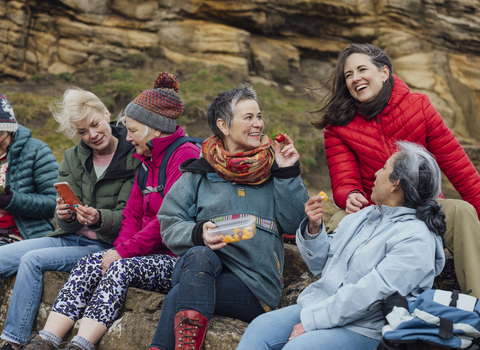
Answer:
[{"left": 4, "top": 59, "right": 327, "bottom": 190}]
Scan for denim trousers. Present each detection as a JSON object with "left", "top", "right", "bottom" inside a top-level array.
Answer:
[
  {"left": 237, "top": 304, "right": 380, "bottom": 350},
  {"left": 0, "top": 234, "right": 112, "bottom": 344},
  {"left": 150, "top": 246, "right": 265, "bottom": 350}
]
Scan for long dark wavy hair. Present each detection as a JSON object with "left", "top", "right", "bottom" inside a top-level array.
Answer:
[{"left": 312, "top": 44, "right": 394, "bottom": 130}]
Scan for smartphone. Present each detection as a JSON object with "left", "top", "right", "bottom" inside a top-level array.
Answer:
[{"left": 54, "top": 182, "right": 82, "bottom": 210}]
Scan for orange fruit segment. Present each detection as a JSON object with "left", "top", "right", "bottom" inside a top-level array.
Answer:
[
  {"left": 219, "top": 225, "right": 256, "bottom": 244},
  {"left": 318, "top": 191, "right": 328, "bottom": 202}
]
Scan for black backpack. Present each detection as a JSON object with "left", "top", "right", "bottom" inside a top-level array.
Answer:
[{"left": 137, "top": 136, "right": 203, "bottom": 197}]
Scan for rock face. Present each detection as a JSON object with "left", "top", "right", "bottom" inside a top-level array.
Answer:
[
  {"left": 0, "top": 244, "right": 458, "bottom": 350},
  {"left": 0, "top": 0, "right": 480, "bottom": 142}
]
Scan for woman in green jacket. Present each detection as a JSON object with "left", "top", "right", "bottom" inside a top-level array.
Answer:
[{"left": 0, "top": 88, "right": 140, "bottom": 350}]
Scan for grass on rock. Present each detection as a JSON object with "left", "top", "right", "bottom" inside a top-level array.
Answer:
[{"left": 5, "top": 59, "right": 324, "bottom": 177}]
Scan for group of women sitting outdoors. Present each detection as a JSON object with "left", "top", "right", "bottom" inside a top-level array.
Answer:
[{"left": 0, "top": 43, "right": 478, "bottom": 350}]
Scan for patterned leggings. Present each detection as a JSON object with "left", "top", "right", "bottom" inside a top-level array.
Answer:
[{"left": 51, "top": 249, "right": 176, "bottom": 327}]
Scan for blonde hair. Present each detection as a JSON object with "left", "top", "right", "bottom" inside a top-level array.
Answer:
[{"left": 51, "top": 87, "right": 106, "bottom": 140}]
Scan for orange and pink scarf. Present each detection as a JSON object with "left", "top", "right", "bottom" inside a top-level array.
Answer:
[{"left": 202, "top": 135, "right": 275, "bottom": 185}]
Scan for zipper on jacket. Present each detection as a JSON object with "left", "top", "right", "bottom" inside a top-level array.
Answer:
[{"left": 376, "top": 117, "right": 392, "bottom": 157}]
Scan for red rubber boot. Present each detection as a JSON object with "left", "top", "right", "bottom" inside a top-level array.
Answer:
[{"left": 174, "top": 310, "right": 209, "bottom": 350}]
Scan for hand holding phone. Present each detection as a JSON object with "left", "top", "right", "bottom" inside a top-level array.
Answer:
[{"left": 54, "top": 182, "right": 82, "bottom": 211}]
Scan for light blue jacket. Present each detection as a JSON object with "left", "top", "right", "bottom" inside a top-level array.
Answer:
[{"left": 296, "top": 205, "right": 445, "bottom": 340}]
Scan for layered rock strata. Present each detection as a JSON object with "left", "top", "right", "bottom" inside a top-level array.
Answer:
[{"left": 0, "top": 0, "right": 480, "bottom": 142}]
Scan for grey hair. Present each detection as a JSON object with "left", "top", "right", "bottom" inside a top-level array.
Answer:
[
  {"left": 205, "top": 83, "right": 258, "bottom": 139},
  {"left": 390, "top": 141, "right": 446, "bottom": 236},
  {"left": 117, "top": 111, "right": 152, "bottom": 140}
]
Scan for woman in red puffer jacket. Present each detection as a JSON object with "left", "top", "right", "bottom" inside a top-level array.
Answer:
[{"left": 314, "top": 43, "right": 480, "bottom": 298}]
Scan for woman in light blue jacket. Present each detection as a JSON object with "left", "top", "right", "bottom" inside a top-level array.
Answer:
[{"left": 237, "top": 141, "right": 446, "bottom": 350}]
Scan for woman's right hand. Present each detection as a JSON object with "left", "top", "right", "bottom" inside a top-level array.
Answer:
[
  {"left": 56, "top": 197, "right": 73, "bottom": 220},
  {"left": 202, "top": 222, "right": 226, "bottom": 250},
  {"left": 346, "top": 192, "right": 369, "bottom": 214},
  {"left": 305, "top": 195, "right": 324, "bottom": 234}
]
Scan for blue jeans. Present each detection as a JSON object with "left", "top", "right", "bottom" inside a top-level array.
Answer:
[
  {"left": 150, "top": 246, "right": 265, "bottom": 350},
  {"left": 237, "top": 304, "right": 380, "bottom": 350},
  {"left": 0, "top": 234, "right": 112, "bottom": 344}
]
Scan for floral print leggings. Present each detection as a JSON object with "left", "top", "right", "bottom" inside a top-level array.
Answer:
[{"left": 51, "top": 249, "right": 176, "bottom": 327}]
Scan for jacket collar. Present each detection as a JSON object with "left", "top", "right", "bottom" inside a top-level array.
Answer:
[
  {"left": 380, "top": 75, "right": 410, "bottom": 116},
  {"left": 133, "top": 125, "right": 185, "bottom": 166},
  {"left": 371, "top": 204, "right": 417, "bottom": 222},
  {"left": 180, "top": 157, "right": 215, "bottom": 174},
  {"left": 8, "top": 124, "right": 30, "bottom": 159}
]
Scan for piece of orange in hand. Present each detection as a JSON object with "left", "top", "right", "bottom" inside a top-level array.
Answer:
[{"left": 318, "top": 191, "right": 328, "bottom": 202}]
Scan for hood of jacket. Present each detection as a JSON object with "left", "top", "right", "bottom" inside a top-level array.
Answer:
[
  {"left": 374, "top": 205, "right": 445, "bottom": 276},
  {"left": 8, "top": 124, "right": 31, "bottom": 158}
]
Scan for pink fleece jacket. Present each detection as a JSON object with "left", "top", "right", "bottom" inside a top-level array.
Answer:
[{"left": 114, "top": 126, "right": 201, "bottom": 258}]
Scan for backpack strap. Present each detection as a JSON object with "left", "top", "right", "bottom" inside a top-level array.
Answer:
[
  {"left": 449, "top": 289, "right": 460, "bottom": 307},
  {"left": 140, "top": 137, "right": 203, "bottom": 198},
  {"left": 439, "top": 317, "right": 454, "bottom": 339},
  {"left": 137, "top": 163, "right": 150, "bottom": 197}
]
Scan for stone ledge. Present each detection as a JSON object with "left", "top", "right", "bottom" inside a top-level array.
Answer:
[{"left": 0, "top": 245, "right": 457, "bottom": 350}]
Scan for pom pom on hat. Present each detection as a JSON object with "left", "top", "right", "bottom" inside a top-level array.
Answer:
[
  {"left": 0, "top": 94, "right": 18, "bottom": 133},
  {"left": 124, "top": 72, "right": 183, "bottom": 134},
  {"left": 154, "top": 72, "right": 179, "bottom": 93}
]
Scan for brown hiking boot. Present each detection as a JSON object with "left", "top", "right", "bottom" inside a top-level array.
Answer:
[{"left": 19, "top": 334, "right": 54, "bottom": 350}]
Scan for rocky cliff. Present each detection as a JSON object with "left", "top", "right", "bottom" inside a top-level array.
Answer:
[{"left": 1, "top": 0, "right": 480, "bottom": 143}]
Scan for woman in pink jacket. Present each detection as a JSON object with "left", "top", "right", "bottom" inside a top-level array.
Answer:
[{"left": 21, "top": 73, "right": 200, "bottom": 350}]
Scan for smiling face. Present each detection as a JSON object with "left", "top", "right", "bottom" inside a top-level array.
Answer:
[
  {"left": 75, "top": 108, "right": 115, "bottom": 155},
  {"left": 344, "top": 53, "right": 389, "bottom": 103},
  {"left": 125, "top": 116, "right": 160, "bottom": 158},
  {"left": 218, "top": 99, "right": 264, "bottom": 153},
  {"left": 371, "top": 154, "right": 402, "bottom": 207}
]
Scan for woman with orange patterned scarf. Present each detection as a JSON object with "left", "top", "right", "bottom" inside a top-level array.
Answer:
[{"left": 149, "top": 84, "right": 309, "bottom": 350}]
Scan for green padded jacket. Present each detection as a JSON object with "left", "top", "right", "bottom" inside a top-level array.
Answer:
[{"left": 49, "top": 124, "right": 141, "bottom": 242}]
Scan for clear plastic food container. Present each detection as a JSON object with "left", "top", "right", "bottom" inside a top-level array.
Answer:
[{"left": 208, "top": 216, "right": 256, "bottom": 243}]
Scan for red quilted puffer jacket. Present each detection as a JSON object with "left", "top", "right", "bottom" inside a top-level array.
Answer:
[{"left": 325, "top": 75, "right": 480, "bottom": 218}]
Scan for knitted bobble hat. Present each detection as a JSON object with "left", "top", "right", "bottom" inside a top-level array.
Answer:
[
  {"left": 124, "top": 72, "right": 183, "bottom": 134},
  {"left": 0, "top": 94, "right": 18, "bottom": 133}
]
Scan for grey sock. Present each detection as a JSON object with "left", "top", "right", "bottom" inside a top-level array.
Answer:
[
  {"left": 71, "top": 336, "right": 95, "bottom": 350},
  {"left": 39, "top": 330, "right": 61, "bottom": 348}
]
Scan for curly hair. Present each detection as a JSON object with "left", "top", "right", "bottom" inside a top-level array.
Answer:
[{"left": 205, "top": 83, "right": 258, "bottom": 139}]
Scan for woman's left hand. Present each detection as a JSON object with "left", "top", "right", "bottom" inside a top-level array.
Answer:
[
  {"left": 75, "top": 205, "right": 100, "bottom": 226},
  {"left": 274, "top": 134, "right": 300, "bottom": 168},
  {"left": 101, "top": 249, "right": 122, "bottom": 275},
  {"left": 287, "top": 323, "right": 305, "bottom": 343},
  {"left": 202, "top": 221, "right": 226, "bottom": 251}
]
